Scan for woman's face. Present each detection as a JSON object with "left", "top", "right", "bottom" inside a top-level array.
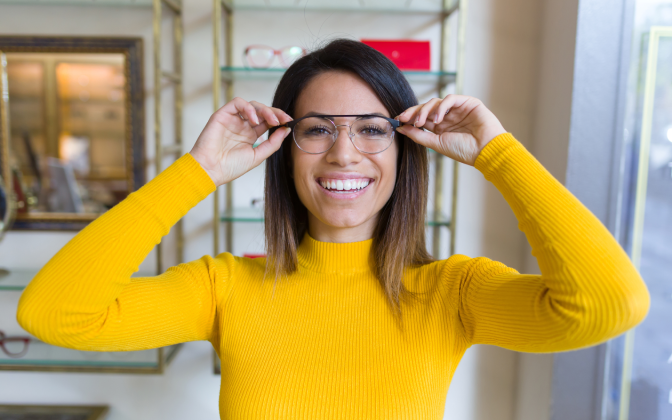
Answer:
[{"left": 290, "top": 71, "right": 399, "bottom": 242}]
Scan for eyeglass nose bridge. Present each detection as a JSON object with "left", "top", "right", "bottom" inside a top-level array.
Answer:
[{"left": 332, "top": 123, "right": 356, "bottom": 139}]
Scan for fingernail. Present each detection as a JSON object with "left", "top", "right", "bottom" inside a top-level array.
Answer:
[
  {"left": 275, "top": 117, "right": 280, "bottom": 125},
  {"left": 433, "top": 115, "right": 438, "bottom": 123}
]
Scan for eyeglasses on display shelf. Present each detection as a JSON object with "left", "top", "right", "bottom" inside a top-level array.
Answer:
[
  {"left": 243, "top": 45, "right": 307, "bottom": 68},
  {"left": 0, "top": 330, "right": 31, "bottom": 359},
  {"left": 0, "top": 269, "right": 183, "bottom": 373}
]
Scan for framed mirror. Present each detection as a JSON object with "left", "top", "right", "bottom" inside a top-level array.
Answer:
[{"left": 0, "top": 36, "right": 144, "bottom": 231}]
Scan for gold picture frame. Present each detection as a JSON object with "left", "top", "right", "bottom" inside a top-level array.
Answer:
[{"left": 0, "top": 36, "right": 145, "bottom": 231}]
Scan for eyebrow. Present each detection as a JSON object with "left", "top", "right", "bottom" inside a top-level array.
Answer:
[{"left": 302, "top": 112, "right": 388, "bottom": 118}]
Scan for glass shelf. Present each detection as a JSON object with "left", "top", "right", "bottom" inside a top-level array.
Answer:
[
  {"left": 224, "top": 0, "right": 454, "bottom": 14},
  {"left": 221, "top": 207, "right": 265, "bottom": 223},
  {"left": 0, "top": 269, "right": 156, "bottom": 291},
  {"left": 0, "top": 0, "right": 152, "bottom": 6},
  {"left": 0, "top": 404, "right": 109, "bottom": 420},
  {"left": 221, "top": 207, "right": 450, "bottom": 227},
  {"left": 0, "top": 341, "right": 182, "bottom": 373},
  {"left": 221, "top": 66, "right": 457, "bottom": 86},
  {"left": 426, "top": 211, "right": 450, "bottom": 227}
]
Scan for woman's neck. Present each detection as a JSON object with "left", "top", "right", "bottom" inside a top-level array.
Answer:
[{"left": 307, "top": 211, "right": 378, "bottom": 243}]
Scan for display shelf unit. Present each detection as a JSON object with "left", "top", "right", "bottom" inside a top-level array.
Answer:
[
  {"left": 220, "top": 206, "right": 450, "bottom": 227},
  {"left": 0, "top": 0, "right": 151, "bottom": 6},
  {"left": 0, "top": 269, "right": 182, "bottom": 373},
  {"left": 0, "top": 404, "right": 109, "bottom": 420},
  {"left": 220, "top": 0, "right": 456, "bottom": 14},
  {"left": 0, "top": 270, "right": 181, "bottom": 374},
  {"left": 212, "top": 0, "right": 466, "bottom": 376},
  {"left": 221, "top": 66, "right": 457, "bottom": 85},
  {"left": 0, "top": 1, "right": 185, "bottom": 374},
  {"left": 212, "top": 0, "right": 466, "bottom": 263},
  {"left": 0, "top": 0, "right": 185, "bottom": 273}
]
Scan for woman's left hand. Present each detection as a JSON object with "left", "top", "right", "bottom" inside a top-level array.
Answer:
[{"left": 395, "top": 94, "right": 506, "bottom": 166}]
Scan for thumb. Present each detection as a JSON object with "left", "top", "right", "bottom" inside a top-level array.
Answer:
[
  {"left": 252, "top": 127, "right": 292, "bottom": 166},
  {"left": 397, "top": 125, "right": 438, "bottom": 150}
]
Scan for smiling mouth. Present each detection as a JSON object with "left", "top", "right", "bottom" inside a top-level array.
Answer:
[{"left": 317, "top": 179, "right": 373, "bottom": 193}]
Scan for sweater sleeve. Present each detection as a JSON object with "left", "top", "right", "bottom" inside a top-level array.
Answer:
[
  {"left": 446, "top": 133, "right": 650, "bottom": 353},
  {"left": 16, "top": 153, "right": 231, "bottom": 351}
]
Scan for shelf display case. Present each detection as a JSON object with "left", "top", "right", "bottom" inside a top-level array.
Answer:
[
  {"left": 212, "top": 0, "right": 466, "bottom": 262},
  {"left": 220, "top": 66, "right": 457, "bottom": 85},
  {"left": 0, "top": 269, "right": 182, "bottom": 373},
  {"left": 220, "top": 206, "right": 450, "bottom": 227},
  {"left": 0, "top": 0, "right": 186, "bottom": 374},
  {"left": 0, "top": 404, "right": 109, "bottom": 420}
]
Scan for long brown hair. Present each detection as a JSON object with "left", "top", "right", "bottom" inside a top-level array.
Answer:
[{"left": 264, "top": 39, "right": 435, "bottom": 318}]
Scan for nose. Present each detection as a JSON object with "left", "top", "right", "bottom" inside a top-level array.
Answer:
[{"left": 325, "top": 124, "right": 362, "bottom": 167}]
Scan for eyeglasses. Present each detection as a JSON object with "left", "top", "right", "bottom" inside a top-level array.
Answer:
[
  {"left": 244, "top": 45, "right": 307, "bottom": 68},
  {"left": 0, "top": 330, "right": 31, "bottom": 359},
  {"left": 280, "top": 114, "right": 401, "bottom": 154}
]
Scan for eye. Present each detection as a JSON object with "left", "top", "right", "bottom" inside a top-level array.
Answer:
[
  {"left": 303, "top": 124, "right": 334, "bottom": 136},
  {"left": 358, "top": 124, "right": 387, "bottom": 135}
]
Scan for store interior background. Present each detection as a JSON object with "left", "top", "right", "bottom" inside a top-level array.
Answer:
[{"left": 0, "top": 0, "right": 578, "bottom": 419}]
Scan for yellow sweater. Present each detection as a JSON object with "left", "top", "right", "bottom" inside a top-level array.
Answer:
[{"left": 17, "top": 133, "right": 650, "bottom": 419}]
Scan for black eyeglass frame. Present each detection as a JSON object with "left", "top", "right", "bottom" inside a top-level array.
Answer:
[{"left": 279, "top": 114, "right": 402, "bottom": 155}]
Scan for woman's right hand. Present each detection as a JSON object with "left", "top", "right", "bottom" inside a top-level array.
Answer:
[{"left": 189, "top": 97, "right": 293, "bottom": 187}]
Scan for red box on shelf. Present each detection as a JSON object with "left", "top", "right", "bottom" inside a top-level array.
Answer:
[
  {"left": 243, "top": 253, "right": 266, "bottom": 259},
  {"left": 361, "top": 39, "right": 430, "bottom": 71}
]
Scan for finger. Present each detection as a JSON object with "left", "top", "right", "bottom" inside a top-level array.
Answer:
[
  {"left": 434, "top": 95, "right": 459, "bottom": 124},
  {"left": 249, "top": 102, "right": 293, "bottom": 138},
  {"left": 250, "top": 101, "right": 281, "bottom": 126},
  {"left": 396, "top": 124, "right": 438, "bottom": 150},
  {"left": 222, "top": 97, "right": 260, "bottom": 126},
  {"left": 414, "top": 98, "right": 442, "bottom": 128},
  {"left": 273, "top": 107, "right": 293, "bottom": 124},
  {"left": 253, "top": 127, "right": 292, "bottom": 166},
  {"left": 434, "top": 94, "right": 472, "bottom": 125},
  {"left": 396, "top": 104, "right": 423, "bottom": 123}
]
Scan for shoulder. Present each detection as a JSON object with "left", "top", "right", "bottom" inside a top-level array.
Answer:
[{"left": 206, "top": 252, "right": 267, "bottom": 303}]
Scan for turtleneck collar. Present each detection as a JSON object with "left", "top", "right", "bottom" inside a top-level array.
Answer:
[{"left": 297, "top": 232, "right": 375, "bottom": 274}]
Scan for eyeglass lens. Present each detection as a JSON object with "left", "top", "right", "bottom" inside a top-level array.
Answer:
[
  {"left": 279, "top": 46, "right": 304, "bottom": 67},
  {"left": 246, "top": 47, "right": 275, "bottom": 68},
  {"left": 245, "top": 46, "right": 305, "bottom": 68},
  {"left": 293, "top": 116, "right": 395, "bottom": 154}
]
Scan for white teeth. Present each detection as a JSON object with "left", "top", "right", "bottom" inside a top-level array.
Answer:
[{"left": 319, "top": 178, "right": 371, "bottom": 192}]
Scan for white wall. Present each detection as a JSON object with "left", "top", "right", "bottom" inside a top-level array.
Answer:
[{"left": 0, "top": 0, "right": 579, "bottom": 419}]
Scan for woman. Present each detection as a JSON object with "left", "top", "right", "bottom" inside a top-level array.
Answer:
[{"left": 17, "top": 39, "right": 649, "bottom": 418}]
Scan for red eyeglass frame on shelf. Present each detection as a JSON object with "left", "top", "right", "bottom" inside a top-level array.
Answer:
[
  {"left": 243, "top": 45, "right": 308, "bottom": 69},
  {"left": 0, "top": 330, "right": 31, "bottom": 359}
]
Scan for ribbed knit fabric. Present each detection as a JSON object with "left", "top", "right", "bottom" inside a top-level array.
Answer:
[{"left": 16, "top": 133, "right": 650, "bottom": 419}]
